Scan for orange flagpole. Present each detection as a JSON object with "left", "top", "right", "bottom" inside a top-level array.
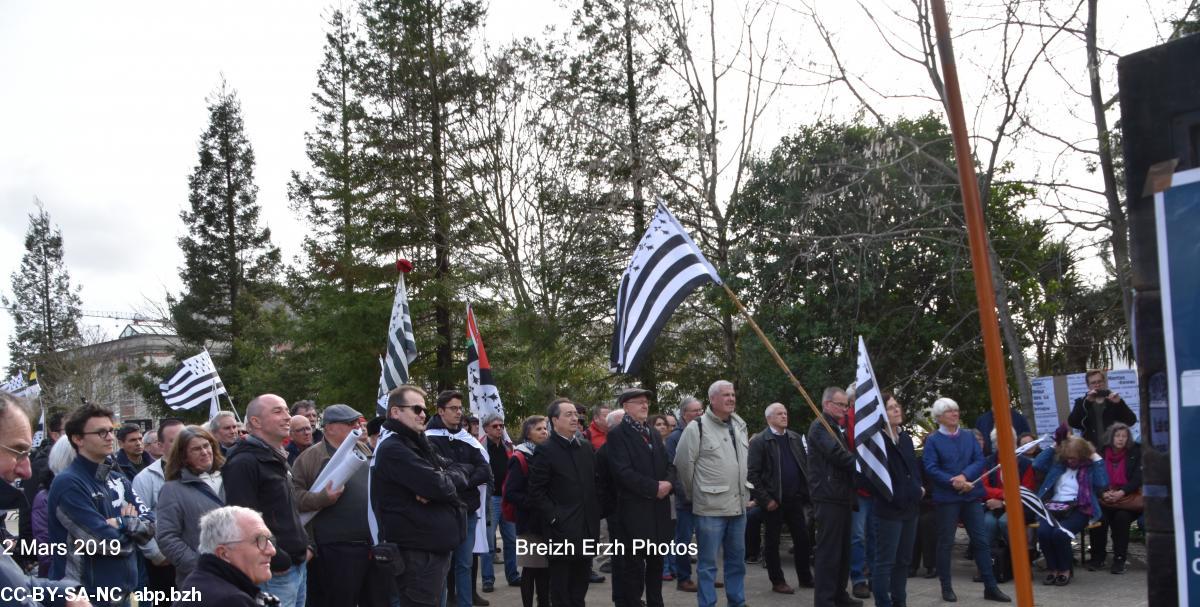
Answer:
[{"left": 928, "top": 1, "right": 1033, "bottom": 606}]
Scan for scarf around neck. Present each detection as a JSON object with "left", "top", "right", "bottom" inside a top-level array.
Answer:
[
  {"left": 1073, "top": 462, "right": 1095, "bottom": 517},
  {"left": 1104, "top": 447, "right": 1128, "bottom": 488}
]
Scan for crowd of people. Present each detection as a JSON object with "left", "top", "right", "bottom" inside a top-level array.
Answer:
[{"left": 0, "top": 368, "right": 1143, "bottom": 607}]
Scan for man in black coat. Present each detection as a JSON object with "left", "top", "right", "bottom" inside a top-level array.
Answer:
[
  {"left": 1068, "top": 370, "right": 1137, "bottom": 448},
  {"left": 528, "top": 398, "right": 601, "bottom": 607},
  {"left": 370, "top": 385, "right": 469, "bottom": 607},
  {"left": 174, "top": 506, "right": 281, "bottom": 607},
  {"left": 807, "top": 387, "right": 862, "bottom": 607},
  {"left": 605, "top": 388, "right": 673, "bottom": 607},
  {"left": 748, "top": 402, "right": 813, "bottom": 594}
]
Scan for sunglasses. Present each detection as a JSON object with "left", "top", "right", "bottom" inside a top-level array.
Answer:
[{"left": 398, "top": 405, "right": 428, "bottom": 416}]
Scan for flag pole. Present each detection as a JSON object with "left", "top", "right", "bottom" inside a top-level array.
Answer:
[
  {"left": 720, "top": 283, "right": 841, "bottom": 442},
  {"left": 929, "top": 1, "right": 1033, "bottom": 604}
]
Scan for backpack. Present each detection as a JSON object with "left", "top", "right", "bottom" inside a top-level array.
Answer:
[{"left": 501, "top": 450, "right": 529, "bottom": 524}]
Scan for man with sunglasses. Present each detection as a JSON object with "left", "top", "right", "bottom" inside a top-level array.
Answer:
[
  {"left": 48, "top": 403, "right": 155, "bottom": 606},
  {"left": 479, "top": 413, "right": 518, "bottom": 592},
  {"left": 369, "top": 385, "right": 469, "bottom": 607}
]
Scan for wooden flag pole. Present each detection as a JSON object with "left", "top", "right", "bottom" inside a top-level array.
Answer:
[
  {"left": 929, "top": 1, "right": 1033, "bottom": 604},
  {"left": 721, "top": 283, "right": 842, "bottom": 442}
]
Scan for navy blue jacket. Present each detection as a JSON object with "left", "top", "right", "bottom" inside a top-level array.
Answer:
[
  {"left": 923, "top": 430, "right": 986, "bottom": 503},
  {"left": 503, "top": 445, "right": 542, "bottom": 536},
  {"left": 665, "top": 426, "right": 690, "bottom": 508},
  {"left": 868, "top": 431, "right": 923, "bottom": 520},
  {"left": 114, "top": 450, "right": 154, "bottom": 483}
]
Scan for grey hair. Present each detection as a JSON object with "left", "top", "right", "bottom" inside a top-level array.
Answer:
[
  {"left": 764, "top": 402, "right": 786, "bottom": 420},
  {"left": 821, "top": 386, "right": 846, "bottom": 404},
  {"left": 606, "top": 409, "right": 626, "bottom": 427},
  {"left": 48, "top": 435, "right": 76, "bottom": 475},
  {"left": 931, "top": 397, "right": 959, "bottom": 419},
  {"left": 480, "top": 412, "right": 504, "bottom": 428},
  {"left": 0, "top": 391, "right": 31, "bottom": 421},
  {"left": 144, "top": 428, "right": 159, "bottom": 444},
  {"left": 845, "top": 384, "right": 856, "bottom": 401},
  {"left": 198, "top": 506, "right": 261, "bottom": 554},
  {"left": 679, "top": 396, "right": 701, "bottom": 412},
  {"left": 207, "top": 411, "right": 236, "bottom": 433},
  {"left": 990, "top": 426, "right": 1016, "bottom": 450},
  {"left": 707, "top": 380, "right": 733, "bottom": 400}
]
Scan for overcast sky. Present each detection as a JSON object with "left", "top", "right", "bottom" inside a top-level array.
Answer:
[{"left": 0, "top": 0, "right": 1182, "bottom": 371}]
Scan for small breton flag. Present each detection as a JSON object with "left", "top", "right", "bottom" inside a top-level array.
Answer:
[
  {"left": 610, "top": 202, "right": 722, "bottom": 375},
  {"left": 0, "top": 372, "right": 25, "bottom": 394},
  {"left": 32, "top": 407, "right": 45, "bottom": 448},
  {"left": 466, "top": 303, "right": 505, "bottom": 424},
  {"left": 382, "top": 259, "right": 418, "bottom": 393},
  {"left": 159, "top": 351, "right": 228, "bottom": 412},
  {"left": 853, "top": 336, "right": 893, "bottom": 500},
  {"left": 376, "top": 356, "right": 389, "bottom": 418},
  {"left": 1020, "top": 486, "right": 1074, "bottom": 538}
]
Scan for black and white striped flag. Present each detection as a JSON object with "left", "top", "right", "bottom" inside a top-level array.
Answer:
[
  {"left": 854, "top": 336, "right": 893, "bottom": 500},
  {"left": 610, "top": 202, "right": 722, "bottom": 375},
  {"left": 159, "top": 350, "right": 227, "bottom": 413},
  {"left": 1020, "top": 486, "right": 1074, "bottom": 538},
  {"left": 382, "top": 260, "right": 418, "bottom": 392}
]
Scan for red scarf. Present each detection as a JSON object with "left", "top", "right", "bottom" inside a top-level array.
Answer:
[{"left": 1104, "top": 446, "right": 1128, "bottom": 488}]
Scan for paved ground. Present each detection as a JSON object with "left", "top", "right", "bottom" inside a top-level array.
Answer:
[{"left": 481, "top": 530, "right": 1149, "bottom": 607}]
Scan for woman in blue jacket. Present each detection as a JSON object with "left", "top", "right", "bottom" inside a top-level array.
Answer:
[
  {"left": 922, "top": 398, "right": 1010, "bottom": 603},
  {"left": 868, "top": 394, "right": 923, "bottom": 607},
  {"left": 1033, "top": 434, "right": 1109, "bottom": 586}
]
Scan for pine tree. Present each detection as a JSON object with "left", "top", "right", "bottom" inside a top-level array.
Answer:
[
  {"left": 3, "top": 199, "right": 82, "bottom": 374},
  {"left": 172, "top": 80, "right": 281, "bottom": 398}
]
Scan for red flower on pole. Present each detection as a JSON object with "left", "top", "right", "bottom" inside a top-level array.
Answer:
[{"left": 396, "top": 258, "right": 413, "bottom": 274}]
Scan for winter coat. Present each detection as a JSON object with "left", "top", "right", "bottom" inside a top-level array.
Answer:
[
  {"left": 425, "top": 415, "right": 492, "bottom": 513},
  {"left": 923, "top": 429, "right": 986, "bottom": 504},
  {"left": 527, "top": 431, "right": 601, "bottom": 558},
  {"left": 222, "top": 435, "right": 308, "bottom": 572},
  {"left": 503, "top": 443, "right": 542, "bottom": 536},
  {"left": 605, "top": 420, "right": 673, "bottom": 544},
  {"left": 664, "top": 426, "right": 690, "bottom": 509},
  {"left": 369, "top": 419, "right": 467, "bottom": 553},
  {"left": 805, "top": 413, "right": 857, "bottom": 506},
  {"left": 172, "top": 553, "right": 280, "bottom": 607},
  {"left": 747, "top": 428, "right": 810, "bottom": 507},
  {"left": 1033, "top": 447, "right": 1110, "bottom": 523},
  {"left": 674, "top": 410, "right": 750, "bottom": 516},
  {"left": 157, "top": 469, "right": 225, "bottom": 586},
  {"left": 868, "top": 431, "right": 923, "bottom": 521},
  {"left": 1067, "top": 396, "right": 1137, "bottom": 447}
]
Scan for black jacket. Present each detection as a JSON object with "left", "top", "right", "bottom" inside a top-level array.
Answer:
[
  {"left": 604, "top": 421, "right": 672, "bottom": 544},
  {"left": 1067, "top": 396, "right": 1137, "bottom": 447},
  {"left": 527, "top": 431, "right": 601, "bottom": 557},
  {"left": 426, "top": 415, "right": 492, "bottom": 513},
  {"left": 868, "top": 431, "right": 923, "bottom": 521},
  {"left": 664, "top": 426, "right": 690, "bottom": 508},
  {"left": 806, "top": 413, "right": 857, "bottom": 506},
  {"left": 173, "top": 553, "right": 280, "bottom": 606},
  {"left": 370, "top": 419, "right": 467, "bottom": 553},
  {"left": 222, "top": 435, "right": 308, "bottom": 572},
  {"left": 503, "top": 445, "right": 542, "bottom": 536},
  {"left": 747, "top": 428, "right": 810, "bottom": 507}
]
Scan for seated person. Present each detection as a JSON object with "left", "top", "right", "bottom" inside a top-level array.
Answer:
[{"left": 1032, "top": 431, "right": 1109, "bottom": 587}]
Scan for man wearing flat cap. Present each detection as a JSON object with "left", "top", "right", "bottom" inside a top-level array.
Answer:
[
  {"left": 605, "top": 388, "right": 673, "bottom": 607},
  {"left": 290, "top": 404, "right": 386, "bottom": 607}
]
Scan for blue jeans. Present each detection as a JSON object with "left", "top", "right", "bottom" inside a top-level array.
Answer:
[
  {"left": 1038, "top": 511, "right": 1090, "bottom": 572},
  {"left": 452, "top": 512, "right": 479, "bottom": 607},
  {"left": 482, "top": 495, "right": 520, "bottom": 584},
  {"left": 872, "top": 515, "right": 916, "bottom": 607},
  {"left": 260, "top": 561, "right": 307, "bottom": 607},
  {"left": 850, "top": 496, "right": 876, "bottom": 584},
  {"left": 935, "top": 501, "right": 996, "bottom": 590},
  {"left": 673, "top": 507, "right": 696, "bottom": 581},
  {"left": 694, "top": 514, "right": 747, "bottom": 607},
  {"left": 981, "top": 511, "right": 1009, "bottom": 546}
]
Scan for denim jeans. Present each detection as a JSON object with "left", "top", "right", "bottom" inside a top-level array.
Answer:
[
  {"left": 872, "top": 515, "right": 916, "bottom": 607},
  {"left": 452, "top": 512, "right": 479, "bottom": 607},
  {"left": 850, "top": 495, "right": 876, "bottom": 584},
  {"left": 673, "top": 507, "right": 696, "bottom": 582},
  {"left": 694, "top": 514, "right": 747, "bottom": 607},
  {"left": 980, "top": 511, "right": 1009, "bottom": 546},
  {"left": 260, "top": 561, "right": 307, "bottom": 607},
  {"left": 482, "top": 495, "right": 520, "bottom": 584},
  {"left": 935, "top": 501, "right": 996, "bottom": 590}
]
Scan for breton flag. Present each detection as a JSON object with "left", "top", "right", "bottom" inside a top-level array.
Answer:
[
  {"left": 382, "top": 259, "right": 418, "bottom": 393},
  {"left": 610, "top": 202, "right": 722, "bottom": 374},
  {"left": 466, "top": 303, "right": 505, "bottom": 424},
  {"left": 1020, "top": 486, "right": 1074, "bottom": 538},
  {"left": 1, "top": 369, "right": 40, "bottom": 398},
  {"left": 376, "top": 356, "right": 390, "bottom": 418},
  {"left": 853, "top": 336, "right": 893, "bottom": 501},
  {"left": 159, "top": 350, "right": 228, "bottom": 415},
  {"left": 32, "top": 407, "right": 45, "bottom": 448}
]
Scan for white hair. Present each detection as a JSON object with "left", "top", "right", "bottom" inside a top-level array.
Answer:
[
  {"left": 707, "top": 380, "right": 733, "bottom": 400},
  {"left": 606, "top": 409, "right": 626, "bottom": 427},
  {"left": 207, "top": 411, "right": 236, "bottom": 433},
  {"left": 48, "top": 435, "right": 76, "bottom": 475},
  {"left": 931, "top": 397, "right": 959, "bottom": 419},
  {"left": 764, "top": 403, "right": 786, "bottom": 420},
  {"left": 198, "top": 506, "right": 261, "bottom": 554},
  {"left": 990, "top": 426, "right": 1016, "bottom": 450}
]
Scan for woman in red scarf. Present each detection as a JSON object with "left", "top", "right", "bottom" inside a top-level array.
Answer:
[{"left": 1089, "top": 422, "right": 1142, "bottom": 574}]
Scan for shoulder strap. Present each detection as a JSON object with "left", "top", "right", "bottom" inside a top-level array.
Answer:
[{"left": 514, "top": 450, "right": 528, "bottom": 475}]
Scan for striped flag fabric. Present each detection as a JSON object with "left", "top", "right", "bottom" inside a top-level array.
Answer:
[
  {"left": 376, "top": 355, "right": 389, "bottom": 418},
  {"left": 853, "top": 336, "right": 893, "bottom": 500},
  {"left": 159, "top": 350, "right": 228, "bottom": 412},
  {"left": 0, "top": 372, "right": 25, "bottom": 394},
  {"left": 466, "top": 303, "right": 505, "bottom": 423},
  {"left": 32, "top": 407, "right": 45, "bottom": 448},
  {"left": 382, "top": 260, "right": 418, "bottom": 392},
  {"left": 1020, "top": 486, "right": 1074, "bottom": 538},
  {"left": 1, "top": 369, "right": 40, "bottom": 398},
  {"left": 610, "top": 202, "right": 722, "bottom": 374}
]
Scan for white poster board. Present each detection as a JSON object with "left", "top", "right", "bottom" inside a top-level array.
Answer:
[
  {"left": 1065, "top": 370, "right": 1141, "bottom": 442},
  {"left": 1030, "top": 375, "right": 1060, "bottom": 435}
]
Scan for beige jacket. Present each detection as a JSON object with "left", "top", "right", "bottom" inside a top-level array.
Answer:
[{"left": 673, "top": 409, "right": 750, "bottom": 516}]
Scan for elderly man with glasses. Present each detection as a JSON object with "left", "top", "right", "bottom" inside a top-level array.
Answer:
[
  {"left": 175, "top": 505, "right": 281, "bottom": 606},
  {"left": 805, "top": 387, "right": 861, "bottom": 607},
  {"left": 479, "top": 413, "right": 519, "bottom": 592}
]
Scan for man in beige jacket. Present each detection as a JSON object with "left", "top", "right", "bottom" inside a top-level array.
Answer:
[{"left": 673, "top": 380, "right": 750, "bottom": 607}]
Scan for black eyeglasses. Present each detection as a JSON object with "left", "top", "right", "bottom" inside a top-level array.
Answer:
[
  {"left": 225, "top": 534, "right": 276, "bottom": 552},
  {"left": 83, "top": 428, "right": 115, "bottom": 439},
  {"left": 398, "top": 405, "right": 428, "bottom": 416}
]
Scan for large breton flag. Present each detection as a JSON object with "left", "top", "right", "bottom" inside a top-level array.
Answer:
[
  {"left": 382, "top": 260, "right": 418, "bottom": 393},
  {"left": 1020, "top": 486, "right": 1074, "bottom": 538},
  {"left": 853, "top": 336, "right": 893, "bottom": 500},
  {"left": 1, "top": 369, "right": 40, "bottom": 398},
  {"left": 611, "top": 202, "right": 722, "bottom": 374},
  {"left": 159, "top": 350, "right": 227, "bottom": 418},
  {"left": 466, "top": 303, "right": 505, "bottom": 423}
]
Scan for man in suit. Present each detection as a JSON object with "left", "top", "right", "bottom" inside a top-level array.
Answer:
[
  {"left": 528, "top": 398, "right": 601, "bottom": 607},
  {"left": 606, "top": 388, "right": 673, "bottom": 607}
]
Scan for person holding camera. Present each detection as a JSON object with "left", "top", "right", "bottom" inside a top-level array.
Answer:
[{"left": 1067, "top": 370, "right": 1137, "bottom": 449}]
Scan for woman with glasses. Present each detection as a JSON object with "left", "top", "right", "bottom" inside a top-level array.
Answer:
[{"left": 156, "top": 425, "right": 227, "bottom": 586}]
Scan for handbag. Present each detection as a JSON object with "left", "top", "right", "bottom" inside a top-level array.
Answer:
[{"left": 1103, "top": 489, "right": 1144, "bottom": 512}]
